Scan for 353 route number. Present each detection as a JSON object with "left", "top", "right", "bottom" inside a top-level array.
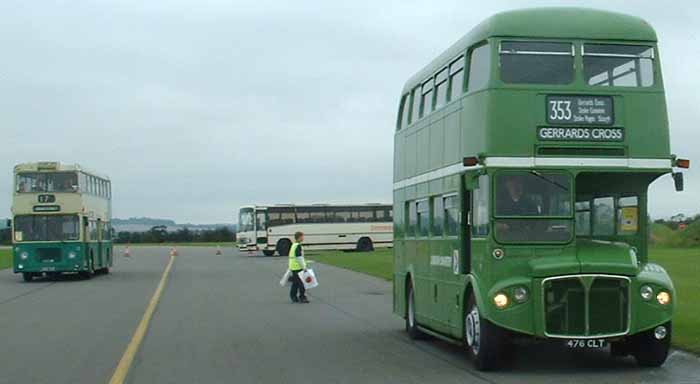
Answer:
[
  {"left": 566, "top": 339, "right": 606, "bottom": 349},
  {"left": 549, "top": 100, "right": 572, "bottom": 121}
]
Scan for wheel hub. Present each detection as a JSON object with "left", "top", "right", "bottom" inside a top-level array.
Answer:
[{"left": 466, "top": 306, "right": 481, "bottom": 354}]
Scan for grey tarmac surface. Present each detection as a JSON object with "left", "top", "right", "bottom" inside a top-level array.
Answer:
[{"left": 1, "top": 246, "right": 698, "bottom": 384}]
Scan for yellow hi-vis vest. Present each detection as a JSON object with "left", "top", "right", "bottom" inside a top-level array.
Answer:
[{"left": 288, "top": 242, "right": 303, "bottom": 270}]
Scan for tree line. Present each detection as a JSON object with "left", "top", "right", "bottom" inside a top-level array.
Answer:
[
  {"left": 0, "top": 226, "right": 235, "bottom": 245},
  {"left": 115, "top": 226, "right": 236, "bottom": 244}
]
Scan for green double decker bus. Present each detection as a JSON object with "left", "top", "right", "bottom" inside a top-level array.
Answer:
[
  {"left": 392, "top": 8, "right": 689, "bottom": 370},
  {"left": 11, "top": 162, "right": 114, "bottom": 281}
]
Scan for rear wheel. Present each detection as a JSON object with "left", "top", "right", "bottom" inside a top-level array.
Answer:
[
  {"left": 356, "top": 237, "right": 374, "bottom": 252},
  {"left": 465, "top": 296, "right": 506, "bottom": 371},
  {"left": 262, "top": 250, "right": 275, "bottom": 257},
  {"left": 405, "top": 283, "right": 425, "bottom": 340},
  {"left": 632, "top": 322, "right": 672, "bottom": 367},
  {"left": 22, "top": 273, "right": 33, "bottom": 282},
  {"left": 276, "top": 239, "right": 292, "bottom": 257},
  {"left": 80, "top": 255, "right": 95, "bottom": 279}
]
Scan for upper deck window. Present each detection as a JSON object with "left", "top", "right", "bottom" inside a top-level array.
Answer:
[
  {"left": 420, "top": 79, "right": 434, "bottom": 118},
  {"left": 16, "top": 172, "right": 78, "bottom": 193},
  {"left": 583, "top": 44, "right": 654, "bottom": 87},
  {"left": 467, "top": 44, "right": 491, "bottom": 92},
  {"left": 499, "top": 41, "right": 574, "bottom": 85}
]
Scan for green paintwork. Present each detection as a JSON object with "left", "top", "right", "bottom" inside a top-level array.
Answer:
[
  {"left": 393, "top": 8, "right": 677, "bottom": 343},
  {"left": 13, "top": 240, "right": 113, "bottom": 274}
]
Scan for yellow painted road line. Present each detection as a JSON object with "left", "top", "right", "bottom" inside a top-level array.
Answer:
[{"left": 109, "top": 255, "right": 176, "bottom": 384}]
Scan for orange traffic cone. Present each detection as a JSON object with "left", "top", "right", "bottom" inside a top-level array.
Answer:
[
  {"left": 123, "top": 246, "right": 131, "bottom": 258},
  {"left": 169, "top": 247, "right": 178, "bottom": 257},
  {"left": 215, "top": 246, "right": 222, "bottom": 255}
]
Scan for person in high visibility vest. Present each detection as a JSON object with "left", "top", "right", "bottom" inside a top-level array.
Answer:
[{"left": 288, "top": 231, "right": 309, "bottom": 303}]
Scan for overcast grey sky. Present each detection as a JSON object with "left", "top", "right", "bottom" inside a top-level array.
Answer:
[{"left": 1, "top": 0, "right": 698, "bottom": 223}]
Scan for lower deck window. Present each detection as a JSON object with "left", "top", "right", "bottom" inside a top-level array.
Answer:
[{"left": 14, "top": 215, "right": 80, "bottom": 242}]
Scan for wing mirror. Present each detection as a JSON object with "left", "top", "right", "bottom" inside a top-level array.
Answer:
[{"left": 673, "top": 172, "right": 684, "bottom": 192}]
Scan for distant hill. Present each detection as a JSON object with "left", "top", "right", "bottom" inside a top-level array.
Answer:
[{"left": 113, "top": 217, "right": 235, "bottom": 233}]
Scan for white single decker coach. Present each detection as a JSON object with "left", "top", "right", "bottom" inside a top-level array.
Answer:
[{"left": 237, "top": 204, "right": 393, "bottom": 256}]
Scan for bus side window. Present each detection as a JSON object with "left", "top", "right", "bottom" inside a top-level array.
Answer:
[
  {"left": 432, "top": 196, "right": 444, "bottom": 236},
  {"left": 398, "top": 93, "right": 410, "bottom": 130},
  {"left": 472, "top": 175, "right": 490, "bottom": 236},
  {"left": 420, "top": 78, "right": 434, "bottom": 118},
  {"left": 407, "top": 202, "right": 417, "bottom": 237},
  {"left": 435, "top": 67, "right": 448, "bottom": 109},
  {"left": 444, "top": 195, "right": 459, "bottom": 236},
  {"left": 448, "top": 56, "right": 464, "bottom": 102},
  {"left": 410, "top": 87, "right": 421, "bottom": 124},
  {"left": 416, "top": 200, "right": 429, "bottom": 237}
]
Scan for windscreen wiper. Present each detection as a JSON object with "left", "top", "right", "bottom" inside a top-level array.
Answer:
[{"left": 530, "top": 170, "right": 569, "bottom": 192}]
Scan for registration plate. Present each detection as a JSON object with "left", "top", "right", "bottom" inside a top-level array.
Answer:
[
  {"left": 566, "top": 339, "right": 607, "bottom": 349},
  {"left": 40, "top": 266, "right": 56, "bottom": 272}
]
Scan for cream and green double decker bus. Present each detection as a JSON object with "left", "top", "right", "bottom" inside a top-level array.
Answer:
[
  {"left": 11, "top": 162, "right": 114, "bottom": 281},
  {"left": 392, "top": 8, "right": 689, "bottom": 370}
]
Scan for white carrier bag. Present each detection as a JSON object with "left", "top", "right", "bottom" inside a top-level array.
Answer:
[
  {"left": 279, "top": 269, "right": 291, "bottom": 286},
  {"left": 300, "top": 269, "right": 319, "bottom": 289}
]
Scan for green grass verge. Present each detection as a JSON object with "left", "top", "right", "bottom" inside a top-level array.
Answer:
[
  {"left": 650, "top": 248, "right": 700, "bottom": 354},
  {"left": 0, "top": 249, "right": 11, "bottom": 270},
  {"left": 308, "top": 247, "right": 700, "bottom": 354},
  {"left": 306, "top": 248, "right": 393, "bottom": 281}
]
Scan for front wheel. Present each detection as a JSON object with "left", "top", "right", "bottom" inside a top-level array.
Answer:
[
  {"left": 262, "top": 250, "right": 275, "bottom": 257},
  {"left": 632, "top": 322, "right": 672, "bottom": 367},
  {"left": 465, "top": 296, "right": 506, "bottom": 371},
  {"left": 22, "top": 273, "right": 33, "bottom": 282}
]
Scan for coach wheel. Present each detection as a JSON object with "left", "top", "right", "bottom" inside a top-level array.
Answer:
[
  {"left": 632, "top": 322, "right": 672, "bottom": 367},
  {"left": 262, "top": 250, "right": 275, "bottom": 257},
  {"left": 405, "top": 282, "right": 425, "bottom": 340},
  {"left": 276, "top": 239, "right": 292, "bottom": 256},
  {"left": 465, "top": 295, "right": 505, "bottom": 371},
  {"left": 22, "top": 272, "right": 33, "bottom": 282},
  {"left": 356, "top": 237, "right": 374, "bottom": 252}
]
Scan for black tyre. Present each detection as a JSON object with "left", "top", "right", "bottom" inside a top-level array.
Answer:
[
  {"left": 22, "top": 272, "right": 33, "bottom": 282},
  {"left": 405, "top": 283, "right": 425, "bottom": 340},
  {"left": 276, "top": 239, "right": 292, "bottom": 257},
  {"left": 632, "top": 322, "right": 672, "bottom": 367},
  {"left": 356, "top": 237, "right": 374, "bottom": 252},
  {"left": 262, "top": 250, "right": 275, "bottom": 257},
  {"left": 465, "top": 296, "right": 506, "bottom": 371}
]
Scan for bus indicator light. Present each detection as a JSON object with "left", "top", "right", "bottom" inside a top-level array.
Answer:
[
  {"left": 675, "top": 158, "right": 690, "bottom": 169},
  {"left": 463, "top": 157, "right": 480, "bottom": 167},
  {"left": 656, "top": 291, "right": 671, "bottom": 305},
  {"left": 494, "top": 293, "right": 508, "bottom": 308}
]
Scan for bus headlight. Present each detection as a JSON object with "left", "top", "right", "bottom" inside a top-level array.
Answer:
[
  {"left": 656, "top": 291, "right": 671, "bottom": 305},
  {"left": 68, "top": 252, "right": 77, "bottom": 259},
  {"left": 640, "top": 285, "right": 654, "bottom": 301},
  {"left": 513, "top": 287, "right": 528, "bottom": 303},
  {"left": 494, "top": 293, "right": 509, "bottom": 309},
  {"left": 20, "top": 252, "right": 29, "bottom": 260}
]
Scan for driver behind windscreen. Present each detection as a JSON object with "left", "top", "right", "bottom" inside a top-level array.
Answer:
[{"left": 498, "top": 175, "right": 539, "bottom": 216}]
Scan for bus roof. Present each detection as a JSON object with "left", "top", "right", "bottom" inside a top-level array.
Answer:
[
  {"left": 403, "top": 7, "right": 657, "bottom": 94},
  {"left": 14, "top": 162, "right": 110, "bottom": 181},
  {"left": 240, "top": 203, "right": 391, "bottom": 210}
]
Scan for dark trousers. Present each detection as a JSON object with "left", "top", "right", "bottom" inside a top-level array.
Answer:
[{"left": 290, "top": 269, "right": 307, "bottom": 301}]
